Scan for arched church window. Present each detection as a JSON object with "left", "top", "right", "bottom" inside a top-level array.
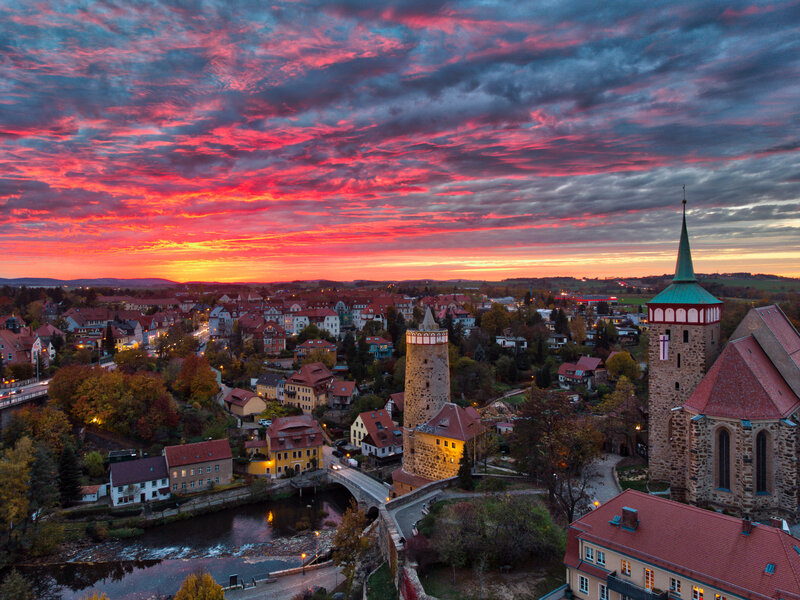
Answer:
[
  {"left": 756, "top": 431, "right": 768, "bottom": 493},
  {"left": 718, "top": 429, "right": 731, "bottom": 490}
]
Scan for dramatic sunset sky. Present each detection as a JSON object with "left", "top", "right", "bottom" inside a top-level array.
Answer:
[{"left": 1, "top": 1, "right": 799, "bottom": 282}]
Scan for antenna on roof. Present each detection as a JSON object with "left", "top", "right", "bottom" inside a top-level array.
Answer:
[{"left": 682, "top": 185, "right": 687, "bottom": 215}]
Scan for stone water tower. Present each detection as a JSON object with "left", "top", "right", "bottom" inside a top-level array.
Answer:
[{"left": 402, "top": 308, "right": 450, "bottom": 476}]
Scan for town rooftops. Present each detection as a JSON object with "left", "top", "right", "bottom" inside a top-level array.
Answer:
[
  {"left": 110, "top": 456, "right": 168, "bottom": 487},
  {"left": 417, "top": 403, "right": 484, "bottom": 442},
  {"left": 567, "top": 489, "right": 800, "bottom": 600},
  {"left": 256, "top": 372, "right": 285, "bottom": 387},
  {"left": 330, "top": 380, "right": 357, "bottom": 397},
  {"left": 163, "top": 439, "right": 232, "bottom": 468},
  {"left": 364, "top": 336, "right": 392, "bottom": 346},
  {"left": 685, "top": 335, "right": 800, "bottom": 420},
  {"left": 223, "top": 387, "right": 260, "bottom": 407},
  {"left": 575, "top": 356, "right": 603, "bottom": 371},
  {"left": 389, "top": 392, "right": 405, "bottom": 412},
  {"left": 296, "top": 339, "right": 336, "bottom": 350}
]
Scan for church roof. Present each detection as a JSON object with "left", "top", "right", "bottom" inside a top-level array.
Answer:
[
  {"left": 730, "top": 304, "right": 800, "bottom": 399},
  {"left": 673, "top": 203, "right": 696, "bottom": 283},
  {"left": 685, "top": 335, "right": 800, "bottom": 420}
]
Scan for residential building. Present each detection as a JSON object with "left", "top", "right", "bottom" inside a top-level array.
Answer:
[
  {"left": 329, "top": 379, "right": 359, "bottom": 408},
  {"left": 294, "top": 339, "right": 337, "bottom": 364},
  {"left": 385, "top": 392, "right": 405, "bottom": 419},
  {"left": 109, "top": 456, "right": 170, "bottom": 506},
  {"left": 284, "top": 362, "right": 335, "bottom": 414},
  {"left": 223, "top": 387, "right": 266, "bottom": 419},
  {"left": 245, "top": 415, "right": 324, "bottom": 478},
  {"left": 294, "top": 308, "right": 340, "bottom": 338},
  {"left": 262, "top": 322, "right": 286, "bottom": 355},
  {"left": 256, "top": 372, "right": 285, "bottom": 401},
  {"left": 548, "top": 333, "right": 568, "bottom": 349},
  {"left": 351, "top": 409, "right": 402, "bottom": 458},
  {"left": 558, "top": 356, "right": 607, "bottom": 391},
  {"left": 164, "top": 439, "right": 233, "bottom": 493},
  {"left": 364, "top": 336, "right": 393, "bottom": 360},
  {"left": 564, "top": 489, "right": 800, "bottom": 600}
]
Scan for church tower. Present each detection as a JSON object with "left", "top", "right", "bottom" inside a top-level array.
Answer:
[{"left": 647, "top": 196, "right": 722, "bottom": 482}]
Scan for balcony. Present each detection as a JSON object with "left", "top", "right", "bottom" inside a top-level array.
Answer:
[{"left": 607, "top": 573, "right": 668, "bottom": 600}]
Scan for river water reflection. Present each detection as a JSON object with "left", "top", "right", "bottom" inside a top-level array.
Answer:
[{"left": 19, "top": 486, "right": 353, "bottom": 600}]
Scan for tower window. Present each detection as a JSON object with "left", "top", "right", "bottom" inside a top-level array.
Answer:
[
  {"left": 666, "top": 329, "right": 671, "bottom": 339},
  {"left": 683, "top": 330, "right": 689, "bottom": 343},
  {"left": 677, "top": 354, "right": 681, "bottom": 368},
  {"left": 675, "top": 382, "right": 680, "bottom": 390}
]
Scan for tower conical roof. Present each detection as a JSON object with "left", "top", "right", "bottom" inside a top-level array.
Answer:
[
  {"left": 673, "top": 203, "right": 696, "bottom": 283},
  {"left": 420, "top": 307, "right": 438, "bottom": 331}
]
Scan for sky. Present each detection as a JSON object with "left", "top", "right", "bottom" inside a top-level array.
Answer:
[{"left": 1, "top": 0, "right": 799, "bottom": 283}]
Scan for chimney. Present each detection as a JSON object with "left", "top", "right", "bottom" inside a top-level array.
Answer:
[
  {"left": 770, "top": 517, "right": 783, "bottom": 529},
  {"left": 742, "top": 516, "right": 753, "bottom": 535},
  {"left": 621, "top": 507, "right": 639, "bottom": 530}
]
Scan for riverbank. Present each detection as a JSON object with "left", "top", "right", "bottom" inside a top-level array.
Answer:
[{"left": 7, "top": 486, "right": 352, "bottom": 600}]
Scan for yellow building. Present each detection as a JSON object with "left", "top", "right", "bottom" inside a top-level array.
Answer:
[
  {"left": 284, "top": 362, "right": 334, "bottom": 414},
  {"left": 245, "top": 415, "right": 324, "bottom": 478}
]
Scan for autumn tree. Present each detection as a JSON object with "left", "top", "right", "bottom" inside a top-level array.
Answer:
[
  {"left": 28, "top": 445, "right": 60, "bottom": 517},
  {"left": 605, "top": 351, "right": 641, "bottom": 381},
  {"left": 79, "top": 593, "right": 110, "bottom": 600},
  {"left": 175, "top": 355, "right": 219, "bottom": 406},
  {"left": 0, "top": 437, "right": 34, "bottom": 544},
  {"left": 480, "top": 303, "right": 510, "bottom": 337},
  {"left": 46, "top": 364, "right": 97, "bottom": 415},
  {"left": 114, "top": 347, "right": 152, "bottom": 374},
  {"left": 301, "top": 348, "right": 335, "bottom": 369},
  {"left": 512, "top": 386, "right": 602, "bottom": 515},
  {"left": 3, "top": 406, "right": 71, "bottom": 455},
  {"left": 569, "top": 316, "right": 587, "bottom": 346},
  {"left": 597, "top": 376, "right": 643, "bottom": 456},
  {"left": 174, "top": 571, "right": 223, "bottom": 600},
  {"left": 331, "top": 500, "right": 375, "bottom": 593}
]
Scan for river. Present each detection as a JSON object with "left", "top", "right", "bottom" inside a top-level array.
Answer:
[{"left": 16, "top": 486, "right": 354, "bottom": 600}]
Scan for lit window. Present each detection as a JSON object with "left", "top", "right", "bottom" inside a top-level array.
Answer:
[
  {"left": 645, "top": 569, "right": 654, "bottom": 590},
  {"left": 181, "top": 469, "right": 186, "bottom": 477},
  {"left": 693, "top": 587, "right": 703, "bottom": 600},
  {"left": 579, "top": 576, "right": 589, "bottom": 594},
  {"left": 671, "top": 578, "right": 681, "bottom": 594},
  {"left": 597, "top": 550, "right": 605, "bottom": 566},
  {"left": 585, "top": 546, "right": 594, "bottom": 562},
  {"left": 621, "top": 559, "right": 631, "bottom": 576}
]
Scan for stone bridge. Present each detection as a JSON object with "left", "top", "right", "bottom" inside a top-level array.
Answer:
[{"left": 326, "top": 468, "right": 392, "bottom": 517}]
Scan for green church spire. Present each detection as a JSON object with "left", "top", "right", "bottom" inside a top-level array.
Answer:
[{"left": 673, "top": 187, "right": 697, "bottom": 283}]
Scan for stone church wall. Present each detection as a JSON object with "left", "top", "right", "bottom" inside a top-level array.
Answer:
[{"left": 649, "top": 320, "right": 720, "bottom": 481}]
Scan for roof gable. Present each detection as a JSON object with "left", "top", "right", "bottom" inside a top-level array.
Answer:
[
  {"left": 164, "top": 439, "right": 232, "bottom": 467},
  {"left": 685, "top": 336, "right": 800, "bottom": 420}
]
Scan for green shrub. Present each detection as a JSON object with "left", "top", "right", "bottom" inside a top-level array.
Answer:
[
  {"left": 109, "top": 506, "right": 143, "bottom": 518},
  {"left": 86, "top": 520, "right": 108, "bottom": 542},
  {"left": 107, "top": 527, "right": 144, "bottom": 539},
  {"left": 64, "top": 505, "right": 110, "bottom": 520},
  {"left": 476, "top": 477, "right": 509, "bottom": 492}
]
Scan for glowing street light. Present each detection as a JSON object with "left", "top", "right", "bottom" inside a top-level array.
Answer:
[{"left": 301, "top": 552, "right": 307, "bottom": 575}]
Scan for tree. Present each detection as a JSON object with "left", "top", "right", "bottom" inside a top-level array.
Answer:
[
  {"left": 59, "top": 445, "right": 82, "bottom": 506},
  {"left": 512, "top": 387, "right": 602, "bottom": 512},
  {"left": 569, "top": 316, "right": 587, "bottom": 346},
  {"left": 29, "top": 445, "right": 60, "bottom": 515},
  {"left": 174, "top": 572, "right": 224, "bottom": 600},
  {"left": 302, "top": 348, "right": 335, "bottom": 369},
  {"left": 114, "top": 348, "right": 152, "bottom": 374},
  {"left": 596, "top": 301, "right": 610, "bottom": 315},
  {"left": 605, "top": 351, "right": 641, "bottom": 380},
  {"left": 480, "top": 303, "right": 510, "bottom": 337},
  {"left": 0, "top": 437, "right": 34, "bottom": 552},
  {"left": 597, "top": 376, "right": 642, "bottom": 456},
  {"left": 79, "top": 594, "right": 110, "bottom": 600},
  {"left": 102, "top": 323, "right": 116, "bottom": 356},
  {"left": 48, "top": 364, "right": 97, "bottom": 415},
  {"left": 331, "top": 500, "right": 375, "bottom": 593},
  {"left": 457, "top": 445, "right": 474, "bottom": 490},
  {"left": 0, "top": 570, "right": 34, "bottom": 600},
  {"left": 84, "top": 451, "right": 106, "bottom": 479}
]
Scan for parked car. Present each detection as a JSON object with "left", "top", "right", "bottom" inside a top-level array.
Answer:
[
  {"left": 332, "top": 449, "right": 343, "bottom": 458},
  {"left": 335, "top": 439, "right": 347, "bottom": 447}
]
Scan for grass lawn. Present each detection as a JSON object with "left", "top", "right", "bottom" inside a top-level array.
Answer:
[
  {"left": 617, "top": 464, "right": 668, "bottom": 493},
  {"left": 421, "top": 560, "right": 564, "bottom": 600},
  {"left": 367, "top": 563, "right": 397, "bottom": 600},
  {"left": 505, "top": 393, "right": 525, "bottom": 405}
]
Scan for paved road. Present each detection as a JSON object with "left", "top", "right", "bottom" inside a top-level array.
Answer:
[
  {"left": 225, "top": 564, "right": 343, "bottom": 600},
  {"left": 389, "top": 490, "right": 442, "bottom": 540},
  {"left": 323, "top": 446, "right": 391, "bottom": 504},
  {"left": 585, "top": 453, "right": 623, "bottom": 504}
]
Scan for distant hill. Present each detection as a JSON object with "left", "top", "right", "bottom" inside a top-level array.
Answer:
[{"left": 0, "top": 277, "right": 177, "bottom": 288}]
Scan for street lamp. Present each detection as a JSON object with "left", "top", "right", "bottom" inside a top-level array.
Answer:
[
  {"left": 301, "top": 552, "right": 307, "bottom": 575},
  {"left": 314, "top": 531, "right": 320, "bottom": 564}
]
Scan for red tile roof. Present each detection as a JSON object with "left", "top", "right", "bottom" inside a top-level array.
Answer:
[
  {"left": 164, "top": 439, "right": 232, "bottom": 468},
  {"left": 330, "top": 379, "right": 357, "bottom": 397},
  {"left": 296, "top": 339, "right": 336, "bottom": 350},
  {"left": 575, "top": 356, "right": 603, "bottom": 371},
  {"left": 266, "top": 415, "right": 323, "bottom": 451},
  {"left": 358, "top": 409, "right": 401, "bottom": 450},
  {"left": 685, "top": 336, "right": 800, "bottom": 419},
  {"left": 389, "top": 392, "right": 405, "bottom": 412},
  {"left": 288, "top": 362, "right": 334, "bottom": 387},
  {"left": 568, "top": 489, "right": 800, "bottom": 600},
  {"left": 224, "top": 387, "right": 260, "bottom": 407},
  {"left": 418, "top": 403, "right": 485, "bottom": 442}
]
